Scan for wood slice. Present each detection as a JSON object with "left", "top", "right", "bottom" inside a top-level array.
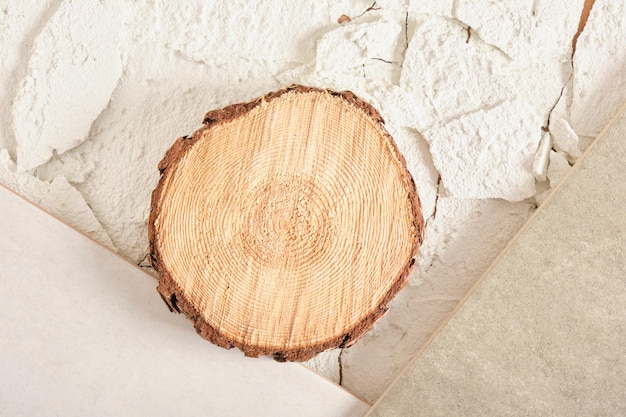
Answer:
[{"left": 149, "top": 85, "right": 424, "bottom": 361}]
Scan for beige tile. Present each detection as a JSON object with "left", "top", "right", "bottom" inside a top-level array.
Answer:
[
  {"left": 369, "top": 104, "right": 626, "bottom": 416},
  {"left": 0, "top": 185, "right": 368, "bottom": 417}
]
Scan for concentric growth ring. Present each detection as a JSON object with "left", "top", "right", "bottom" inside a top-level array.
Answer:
[{"left": 149, "top": 85, "right": 424, "bottom": 361}]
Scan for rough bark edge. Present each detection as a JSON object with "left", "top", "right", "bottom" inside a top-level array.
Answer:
[{"left": 148, "top": 84, "right": 425, "bottom": 362}]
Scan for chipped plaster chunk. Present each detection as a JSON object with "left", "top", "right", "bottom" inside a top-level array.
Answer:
[
  {"left": 315, "top": 18, "right": 403, "bottom": 73},
  {"left": 0, "top": 0, "right": 58, "bottom": 155},
  {"left": 454, "top": 0, "right": 584, "bottom": 59},
  {"left": 0, "top": 149, "right": 115, "bottom": 250},
  {"left": 550, "top": 117, "right": 582, "bottom": 160},
  {"left": 533, "top": 132, "right": 552, "bottom": 182},
  {"left": 277, "top": 21, "right": 433, "bottom": 128},
  {"left": 454, "top": 0, "right": 584, "bottom": 121},
  {"left": 424, "top": 98, "right": 542, "bottom": 201},
  {"left": 12, "top": 0, "right": 126, "bottom": 170},
  {"left": 400, "top": 16, "right": 515, "bottom": 127}
]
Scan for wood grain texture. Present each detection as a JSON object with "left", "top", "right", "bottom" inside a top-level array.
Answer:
[{"left": 149, "top": 85, "right": 424, "bottom": 361}]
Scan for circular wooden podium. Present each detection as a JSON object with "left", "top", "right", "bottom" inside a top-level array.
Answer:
[{"left": 149, "top": 85, "right": 424, "bottom": 361}]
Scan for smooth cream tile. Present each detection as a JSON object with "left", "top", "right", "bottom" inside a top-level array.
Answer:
[{"left": 0, "top": 186, "right": 368, "bottom": 417}]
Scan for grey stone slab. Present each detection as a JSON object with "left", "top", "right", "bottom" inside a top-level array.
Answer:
[{"left": 369, "top": 104, "right": 626, "bottom": 416}]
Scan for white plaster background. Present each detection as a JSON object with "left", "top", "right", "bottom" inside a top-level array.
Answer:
[{"left": 1, "top": 0, "right": 624, "bottom": 402}]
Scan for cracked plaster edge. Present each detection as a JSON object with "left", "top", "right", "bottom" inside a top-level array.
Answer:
[{"left": 0, "top": 0, "right": 64, "bottom": 159}]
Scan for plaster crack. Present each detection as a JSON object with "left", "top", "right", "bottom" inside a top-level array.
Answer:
[
  {"left": 363, "top": 1, "right": 381, "bottom": 14},
  {"left": 572, "top": 0, "right": 595, "bottom": 56},
  {"left": 369, "top": 57, "right": 400, "bottom": 65},
  {"left": 350, "top": 1, "right": 381, "bottom": 21},
  {"left": 404, "top": 12, "right": 409, "bottom": 51},
  {"left": 542, "top": 75, "right": 572, "bottom": 133},
  {"left": 426, "top": 175, "right": 442, "bottom": 226},
  {"left": 338, "top": 348, "right": 345, "bottom": 386},
  {"left": 541, "top": 0, "right": 596, "bottom": 133},
  {"left": 438, "top": 98, "right": 507, "bottom": 126}
]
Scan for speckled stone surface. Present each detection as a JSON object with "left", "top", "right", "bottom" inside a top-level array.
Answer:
[{"left": 369, "top": 104, "right": 626, "bottom": 416}]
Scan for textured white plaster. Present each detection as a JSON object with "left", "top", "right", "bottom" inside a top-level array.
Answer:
[{"left": 12, "top": 0, "right": 127, "bottom": 170}]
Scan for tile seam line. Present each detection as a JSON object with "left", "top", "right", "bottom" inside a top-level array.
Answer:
[{"left": 365, "top": 99, "right": 626, "bottom": 416}]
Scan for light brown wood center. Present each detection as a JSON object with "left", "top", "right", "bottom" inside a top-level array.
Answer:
[{"left": 241, "top": 175, "right": 330, "bottom": 268}]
